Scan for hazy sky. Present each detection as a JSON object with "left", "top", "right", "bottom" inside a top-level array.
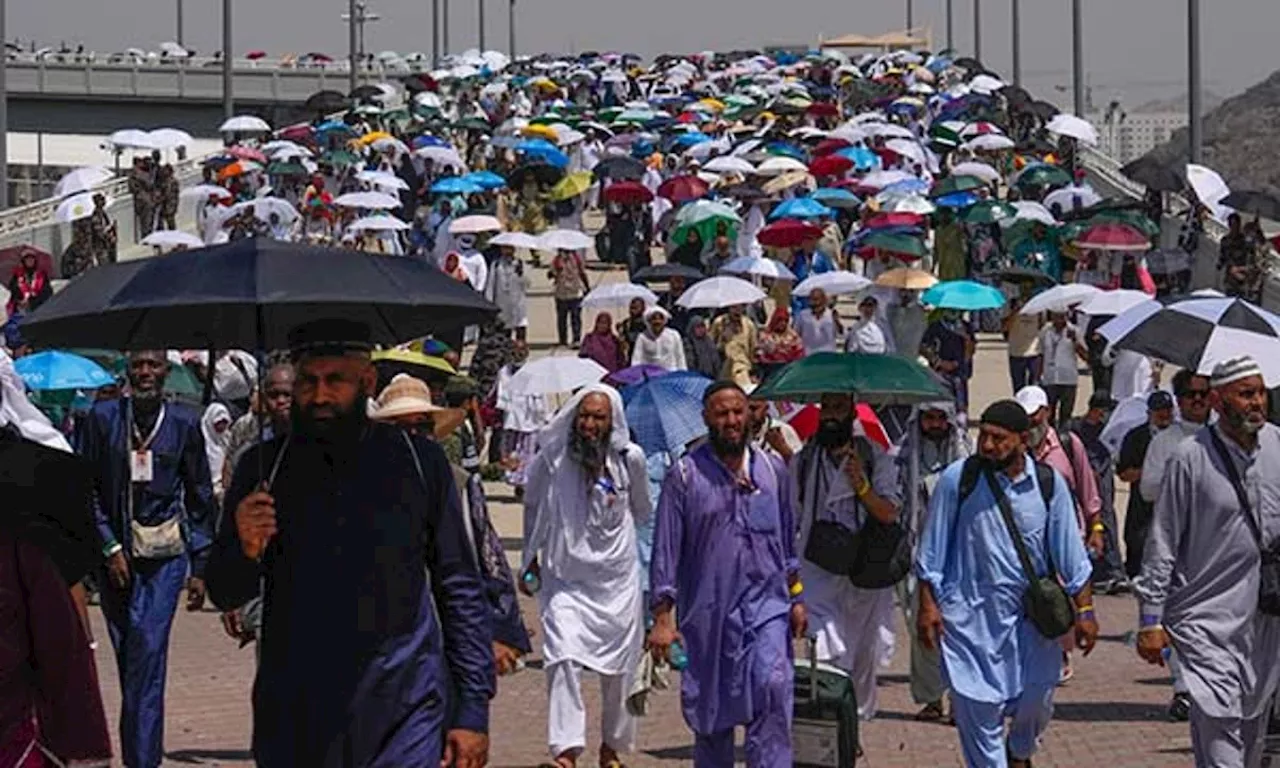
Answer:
[{"left": 12, "top": 0, "right": 1280, "bottom": 108}]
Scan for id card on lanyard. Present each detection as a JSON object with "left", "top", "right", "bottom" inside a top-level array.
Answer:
[{"left": 131, "top": 405, "right": 166, "bottom": 484}]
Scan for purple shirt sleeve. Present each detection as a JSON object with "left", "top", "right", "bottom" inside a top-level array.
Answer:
[
  {"left": 772, "top": 454, "right": 800, "bottom": 577},
  {"left": 649, "top": 457, "right": 686, "bottom": 611}
]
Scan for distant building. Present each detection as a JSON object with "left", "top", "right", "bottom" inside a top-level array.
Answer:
[{"left": 1087, "top": 109, "right": 1188, "bottom": 164}]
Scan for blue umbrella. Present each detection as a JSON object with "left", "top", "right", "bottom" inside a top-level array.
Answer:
[
  {"left": 933, "top": 191, "right": 981, "bottom": 209},
  {"left": 671, "top": 131, "right": 712, "bottom": 149},
  {"left": 879, "top": 178, "right": 931, "bottom": 197},
  {"left": 462, "top": 171, "right": 507, "bottom": 190},
  {"left": 769, "top": 197, "right": 834, "bottom": 220},
  {"left": 621, "top": 371, "right": 713, "bottom": 455},
  {"left": 413, "top": 135, "right": 450, "bottom": 149},
  {"left": 921, "top": 280, "right": 1007, "bottom": 311},
  {"left": 765, "top": 141, "right": 806, "bottom": 161},
  {"left": 812, "top": 188, "right": 862, "bottom": 208},
  {"left": 316, "top": 120, "right": 354, "bottom": 136},
  {"left": 514, "top": 139, "right": 570, "bottom": 168},
  {"left": 488, "top": 135, "right": 524, "bottom": 150},
  {"left": 14, "top": 350, "right": 115, "bottom": 390},
  {"left": 430, "top": 177, "right": 483, "bottom": 195},
  {"left": 836, "top": 146, "right": 881, "bottom": 171}
]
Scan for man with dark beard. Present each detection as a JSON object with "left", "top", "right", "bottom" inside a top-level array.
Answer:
[
  {"left": 1135, "top": 356, "right": 1280, "bottom": 766},
  {"left": 205, "top": 319, "right": 494, "bottom": 768},
  {"left": 77, "top": 349, "right": 217, "bottom": 768},
  {"left": 791, "top": 392, "right": 902, "bottom": 722},
  {"left": 649, "top": 381, "right": 807, "bottom": 766},
  {"left": 520, "top": 384, "right": 650, "bottom": 768},
  {"left": 916, "top": 400, "right": 1096, "bottom": 768}
]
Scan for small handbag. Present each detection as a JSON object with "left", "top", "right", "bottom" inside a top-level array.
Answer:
[
  {"left": 131, "top": 516, "right": 186, "bottom": 560},
  {"left": 985, "top": 468, "right": 1075, "bottom": 639}
]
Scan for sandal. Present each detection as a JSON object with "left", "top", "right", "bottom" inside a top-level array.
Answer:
[{"left": 914, "top": 701, "right": 947, "bottom": 722}]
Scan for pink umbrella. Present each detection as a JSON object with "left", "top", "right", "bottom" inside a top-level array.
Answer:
[
  {"left": 1073, "top": 222, "right": 1150, "bottom": 252},
  {"left": 226, "top": 145, "right": 268, "bottom": 163}
]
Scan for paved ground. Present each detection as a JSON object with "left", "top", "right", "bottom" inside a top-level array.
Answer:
[{"left": 86, "top": 253, "right": 1199, "bottom": 766}]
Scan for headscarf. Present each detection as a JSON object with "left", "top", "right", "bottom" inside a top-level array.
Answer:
[
  {"left": 0, "top": 348, "right": 72, "bottom": 452},
  {"left": 684, "top": 316, "right": 721, "bottom": 379},
  {"left": 756, "top": 306, "right": 805, "bottom": 364},
  {"left": 579, "top": 312, "right": 624, "bottom": 373}
]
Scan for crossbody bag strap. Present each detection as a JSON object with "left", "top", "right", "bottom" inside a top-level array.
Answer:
[
  {"left": 983, "top": 468, "right": 1044, "bottom": 587},
  {"left": 1208, "top": 428, "right": 1265, "bottom": 548}
]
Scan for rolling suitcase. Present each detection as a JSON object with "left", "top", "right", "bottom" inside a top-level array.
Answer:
[{"left": 792, "top": 638, "right": 859, "bottom": 767}]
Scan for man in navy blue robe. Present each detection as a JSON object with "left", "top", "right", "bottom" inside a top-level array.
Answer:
[
  {"left": 206, "top": 320, "right": 495, "bottom": 767},
  {"left": 76, "top": 349, "right": 216, "bottom": 768}
]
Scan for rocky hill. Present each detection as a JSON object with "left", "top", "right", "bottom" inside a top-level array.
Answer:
[{"left": 1142, "top": 69, "right": 1280, "bottom": 196}]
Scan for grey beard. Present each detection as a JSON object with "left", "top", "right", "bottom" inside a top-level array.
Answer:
[{"left": 569, "top": 430, "right": 610, "bottom": 476}]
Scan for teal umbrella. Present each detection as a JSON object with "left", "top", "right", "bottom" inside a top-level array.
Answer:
[
  {"left": 754, "top": 353, "right": 948, "bottom": 405},
  {"left": 921, "top": 280, "right": 1008, "bottom": 311},
  {"left": 961, "top": 200, "right": 1018, "bottom": 224}
]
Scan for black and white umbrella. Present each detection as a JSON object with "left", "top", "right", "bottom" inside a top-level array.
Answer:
[{"left": 1098, "top": 297, "right": 1280, "bottom": 384}]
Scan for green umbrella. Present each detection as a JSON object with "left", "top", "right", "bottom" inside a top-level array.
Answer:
[
  {"left": 453, "top": 117, "right": 492, "bottom": 132},
  {"left": 266, "top": 161, "right": 310, "bottom": 178},
  {"left": 931, "top": 174, "right": 988, "bottom": 197},
  {"left": 1012, "top": 163, "right": 1072, "bottom": 189},
  {"left": 862, "top": 231, "right": 929, "bottom": 259},
  {"left": 754, "top": 352, "right": 949, "bottom": 405},
  {"left": 321, "top": 149, "right": 360, "bottom": 167},
  {"left": 962, "top": 200, "right": 1018, "bottom": 224},
  {"left": 929, "top": 125, "right": 962, "bottom": 149},
  {"left": 163, "top": 362, "right": 204, "bottom": 404}
]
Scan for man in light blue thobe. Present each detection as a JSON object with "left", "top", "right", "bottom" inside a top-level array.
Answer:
[
  {"left": 916, "top": 400, "right": 1096, "bottom": 768},
  {"left": 648, "top": 381, "right": 807, "bottom": 767}
]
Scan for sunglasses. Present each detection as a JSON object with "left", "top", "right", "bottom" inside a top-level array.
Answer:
[{"left": 1180, "top": 389, "right": 1211, "bottom": 400}]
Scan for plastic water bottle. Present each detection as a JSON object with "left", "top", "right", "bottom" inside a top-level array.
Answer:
[
  {"left": 1122, "top": 629, "right": 1172, "bottom": 661},
  {"left": 521, "top": 569, "right": 541, "bottom": 595},
  {"left": 668, "top": 640, "right": 689, "bottom": 671}
]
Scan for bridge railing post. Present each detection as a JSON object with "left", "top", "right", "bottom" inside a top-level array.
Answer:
[{"left": 84, "top": 60, "right": 92, "bottom": 94}]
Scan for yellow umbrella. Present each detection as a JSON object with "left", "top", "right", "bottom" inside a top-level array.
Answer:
[
  {"left": 875, "top": 268, "right": 938, "bottom": 290},
  {"left": 549, "top": 171, "right": 594, "bottom": 202},
  {"left": 521, "top": 124, "right": 559, "bottom": 141},
  {"left": 372, "top": 348, "right": 458, "bottom": 376},
  {"left": 529, "top": 77, "right": 558, "bottom": 92},
  {"left": 356, "top": 131, "right": 394, "bottom": 146},
  {"left": 697, "top": 97, "right": 726, "bottom": 113},
  {"left": 762, "top": 170, "right": 815, "bottom": 196}
]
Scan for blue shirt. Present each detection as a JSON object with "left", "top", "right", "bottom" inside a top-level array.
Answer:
[
  {"left": 789, "top": 250, "right": 835, "bottom": 313},
  {"left": 915, "top": 455, "right": 1091, "bottom": 703}
]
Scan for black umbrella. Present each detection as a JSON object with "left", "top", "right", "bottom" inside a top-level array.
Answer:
[
  {"left": 304, "top": 89, "right": 349, "bottom": 113},
  {"left": 1120, "top": 157, "right": 1185, "bottom": 193},
  {"left": 952, "top": 57, "right": 984, "bottom": 71},
  {"left": 507, "top": 162, "right": 565, "bottom": 188},
  {"left": 632, "top": 263, "right": 706, "bottom": 284},
  {"left": 1221, "top": 190, "right": 1280, "bottom": 220},
  {"left": 348, "top": 84, "right": 385, "bottom": 101},
  {"left": 20, "top": 238, "right": 498, "bottom": 351},
  {"left": 0, "top": 432, "right": 99, "bottom": 584},
  {"left": 716, "top": 182, "right": 771, "bottom": 203},
  {"left": 1024, "top": 100, "right": 1060, "bottom": 120},
  {"left": 592, "top": 156, "right": 646, "bottom": 182},
  {"left": 979, "top": 267, "right": 1057, "bottom": 287}
]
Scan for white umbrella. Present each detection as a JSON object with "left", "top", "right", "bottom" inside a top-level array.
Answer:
[
  {"left": 1019, "top": 283, "right": 1100, "bottom": 315},
  {"left": 793, "top": 270, "right": 872, "bottom": 298},
  {"left": 719, "top": 255, "right": 797, "bottom": 282},
  {"left": 962, "top": 134, "right": 1015, "bottom": 152},
  {"left": 1001, "top": 201, "right": 1059, "bottom": 227},
  {"left": 537, "top": 229, "right": 594, "bottom": 251},
  {"left": 505, "top": 356, "right": 608, "bottom": 396},
  {"left": 581, "top": 282, "right": 659, "bottom": 310},
  {"left": 488, "top": 231, "right": 541, "bottom": 250},
  {"left": 676, "top": 276, "right": 767, "bottom": 309},
  {"left": 950, "top": 161, "right": 1002, "bottom": 184},
  {"left": 141, "top": 230, "right": 204, "bottom": 249},
  {"left": 229, "top": 197, "right": 299, "bottom": 225},
  {"left": 1043, "top": 185, "right": 1102, "bottom": 213},
  {"left": 105, "top": 128, "right": 156, "bottom": 151},
  {"left": 884, "top": 138, "right": 926, "bottom": 165},
  {"left": 415, "top": 145, "right": 467, "bottom": 170},
  {"left": 863, "top": 123, "right": 915, "bottom": 139},
  {"left": 703, "top": 156, "right": 756, "bottom": 176},
  {"left": 1046, "top": 113, "right": 1098, "bottom": 146},
  {"left": 755, "top": 156, "right": 808, "bottom": 176},
  {"left": 348, "top": 214, "right": 412, "bottom": 232},
  {"left": 1186, "top": 164, "right": 1231, "bottom": 220},
  {"left": 880, "top": 194, "right": 936, "bottom": 215},
  {"left": 53, "top": 167, "right": 112, "bottom": 198},
  {"left": 146, "top": 128, "right": 193, "bottom": 150},
  {"left": 180, "top": 184, "right": 233, "bottom": 201},
  {"left": 357, "top": 171, "right": 410, "bottom": 191},
  {"left": 334, "top": 191, "right": 401, "bottom": 209},
  {"left": 859, "top": 169, "right": 914, "bottom": 190},
  {"left": 449, "top": 215, "right": 504, "bottom": 235},
  {"left": 370, "top": 136, "right": 411, "bottom": 156},
  {"left": 968, "top": 74, "right": 1006, "bottom": 94},
  {"left": 159, "top": 41, "right": 189, "bottom": 58},
  {"left": 54, "top": 193, "right": 102, "bottom": 223},
  {"left": 219, "top": 115, "right": 272, "bottom": 134},
  {"left": 1078, "top": 289, "right": 1153, "bottom": 316}
]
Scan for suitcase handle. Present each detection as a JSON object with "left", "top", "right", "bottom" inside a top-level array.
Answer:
[{"left": 805, "top": 634, "right": 819, "bottom": 704}]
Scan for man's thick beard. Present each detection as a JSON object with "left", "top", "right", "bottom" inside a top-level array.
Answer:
[
  {"left": 1223, "top": 402, "right": 1267, "bottom": 435},
  {"left": 569, "top": 430, "right": 610, "bottom": 476},
  {"left": 293, "top": 396, "right": 369, "bottom": 444},
  {"left": 978, "top": 449, "right": 1023, "bottom": 472},
  {"left": 710, "top": 428, "right": 747, "bottom": 459},
  {"left": 815, "top": 417, "right": 854, "bottom": 451}
]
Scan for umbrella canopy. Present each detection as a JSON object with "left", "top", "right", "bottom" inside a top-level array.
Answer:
[
  {"left": 961, "top": 200, "right": 1018, "bottom": 224},
  {"left": 371, "top": 348, "right": 458, "bottom": 383},
  {"left": 631, "top": 263, "right": 705, "bottom": 284},
  {"left": 979, "top": 266, "right": 1057, "bottom": 288},
  {"left": 757, "top": 219, "right": 823, "bottom": 248},
  {"left": 808, "top": 155, "right": 854, "bottom": 178},
  {"left": 922, "top": 280, "right": 1007, "bottom": 311},
  {"left": 505, "top": 356, "right": 608, "bottom": 396},
  {"left": 549, "top": 171, "right": 595, "bottom": 202},
  {"left": 1119, "top": 157, "right": 1184, "bottom": 193},
  {"left": 1098, "top": 298, "right": 1280, "bottom": 385},
  {"left": 1011, "top": 162, "right": 1072, "bottom": 189},
  {"left": 1073, "top": 222, "right": 1150, "bottom": 252},
  {"left": 703, "top": 156, "right": 756, "bottom": 176},
  {"left": 769, "top": 198, "right": 832, "bottom": 220},
  {"left": 861, "top": 231, "right": 928, "bottom": 259},
  {"left": 1046, "top": 113, "right": 1098, "bottom": 145},
  {"left": 334, "top": 191, "right": 402, "bottom": 209},
  {"left": 603, "top": 180, "right": 654, "bottom": 205},
  {"left": 1220, "top": 190, "right": 1280, "bottom": 220},
  {"left": 581, "top": 282, "right": 659, "bottom": 310},
  {"left": 19, "top": 239, "right": 498, "bottom": 350},
  {"left": 1077, "top": 288, "right": 1152, "bottom": 316},
  {"left": 219, "top": 115, "right": 272, "bottom": 134},
  {"left": 604, "top": 364, "right": 671, "bottom": 388},
  {"left": 754, "top": 352, "right": 948, "bottom": 405},
  {"left": 719, "top": 255, "right": 797, "bottom": 282},
  {"left": 13, "top": 350, "right": 115, "bottom": 390},
  {"left": 621, "top": 370, "right": 714, "bottom": 454},
  {"left": 537, "top": 229, "right": 594, "bottom": 251},
  {"left": 1019, "top": 283, "right": 1101, "bottom": 315},
  {"left": 304, "top": 89, "right": 349, "bottom": 112},
  {"left": 949, "top": 161, "right": 1002, "bottom": 184},
  {"left": 54, "top": 193, "right": 101, "bottom": 224},
  {"left": 811, "top": 188, "right": 861, "bottom": 210},
  {"left": 1043, "top": 185, "right": 1103, "bottom": 213},
  {"left": 430, "top": 177, "right": 483, "bottom": 195},
  {"left": 675, "top": 275, "right": 766, "bottom": 309},
  {"left": 593, "top": 155, "right": 646, "bottom": 181},
  {"left": 461, "top": 171, "right": 507, "bottom": 190},
  {"left": 793, "top": 270, "right": 872, "bottom": 298},
  {"left": 756, "top": 156, "right": 809, "bottom": 176},
  {"left": 349, "top": 215, "right": 413, "bottom": 232},
  {"left": 875, "top": 267, "right": 938, "bottom": 290},
  {"left": 53, "top": 167, "right": 113, "bottom": 198},
  {"left": 449, "top": 215, "right": 504, "bottom": 234},
  {"left": 488, "top": 232, "right": 542, "bottom": 250},
  {"left": 657, "top": 175, "right": 710, "bottom": 203}
]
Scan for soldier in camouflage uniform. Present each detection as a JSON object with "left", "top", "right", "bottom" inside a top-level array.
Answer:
[{"left": 156, "top": 165, "right": 180, "bottom": 231}]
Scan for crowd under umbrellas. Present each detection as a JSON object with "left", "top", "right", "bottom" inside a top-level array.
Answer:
[{"left": 7, "top": 40, "right": 1280, "bottom": 768}]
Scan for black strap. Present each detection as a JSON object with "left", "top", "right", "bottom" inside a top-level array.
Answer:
[
  {"left": 1207, "top": 428, "right": 1266, "bottom": 549},
  {"left": 983, "top": 466, "right": 1058, "bottom": 587}
]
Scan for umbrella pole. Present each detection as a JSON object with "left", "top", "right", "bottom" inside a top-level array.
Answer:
[
  {"left": 908, "top": 404, "right": 920, "bottom": 538},
  {"left": 201, "top": 346, "right": 217, "bottom": 406}
]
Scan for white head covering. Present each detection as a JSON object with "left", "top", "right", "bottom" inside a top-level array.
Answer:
[
  {"left": 0, "top": 348, "right": 72, "bottom": 453},
  {"left": 1211, "top": 355, "right": 1263, "bottom": 388},
  {"left": 214, "top": 351, "right": 259, "bottom": 402},
  {"left": 536, "top": 383, "right": 630, "bottom": 466},
  {"left": 643, "top": 305, "right": 670, "bottom": 322}
]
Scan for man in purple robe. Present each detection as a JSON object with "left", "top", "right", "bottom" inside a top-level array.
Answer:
[{"left": 648, "top": 380, "right": 807, "bottom": 767}]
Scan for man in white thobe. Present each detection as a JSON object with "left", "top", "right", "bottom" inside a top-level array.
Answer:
[
  {"left": 791, "top": 392, "right": 902, "bottom": 720},
  {"left": 522, "top": 384, "right": 652, "bottom": 768},
  {"left": 485, "top": 245, "right": 531, "bottom": 342},
  {"left": 845, "top": 295, "right": 892, "bottom": 355}
]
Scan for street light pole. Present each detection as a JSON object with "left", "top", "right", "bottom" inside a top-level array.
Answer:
[
  {"left": 973, "top": 0, "right": 981, "bottom": 61},
  {"left": 442, "top": 0, "right": 450, "bottom": 57},
  {"left": 906, "top": 0, "right": 913, "bottom": 34},
  {"left": 1071, "top": 0, "right": 1084, "bottom": 116},
  {"left": 1011, "top": 0, "right": 1020, "bottom": 87},
  {"left": 0, "top": 0, "right": 8, "bottom": 209},
  {"left": 177, "top": 0, "right": 184, "bottom": 47},
  {"left": 222, "top": 0, "right": 233, "bottom": 119},
  {"left": 1188, "top": 0, "right": 1202, "bottom": 164},
  {"left": 432, "top": 0, "right": 440, "bottom": 65},
  {"left": 945, "top": 0, "right": 953, "bottom": 51},
  {"left": 508, "top": 0, "right": 516, "bottom": 56},
  {"left": 478, "top": 0, "right": 485, "bottom": 51},
  {"left": 348, "top": 0, "right": 358, "bottom": 92}
]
